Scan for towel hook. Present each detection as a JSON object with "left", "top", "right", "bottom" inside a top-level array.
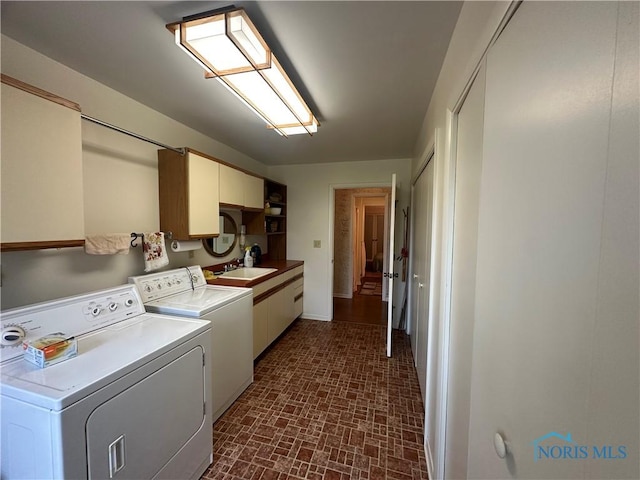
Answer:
[
  {"left": 130, "top": 233, "right": 144, "bottom": 248},
  {"left": 130, "top": 232, "right": 171, "bottom": 248}
]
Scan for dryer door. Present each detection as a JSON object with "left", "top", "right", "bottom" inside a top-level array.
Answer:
[{"left": 86, "top": 346, "right": 205, "bottom": 479}]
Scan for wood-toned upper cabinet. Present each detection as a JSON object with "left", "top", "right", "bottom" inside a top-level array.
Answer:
[
  {"left": 219, "top": 164, "right": 244, "bottom": 208},
  {"left": 1, "top": 75, "right": 85, "bottom": 251},
  {"left": 244, "top": 174, "right": 264, "bottom": 210},
  {"left": 158, "top": 148, "right": 219, "bottom": 239}
]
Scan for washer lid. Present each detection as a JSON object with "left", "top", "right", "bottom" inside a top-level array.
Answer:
[
  {"left": 0, "top": 313, "right": 210, "bottom": 411},
  {"left": 143, "top": 285, "right": 252, "bottom": 317}
]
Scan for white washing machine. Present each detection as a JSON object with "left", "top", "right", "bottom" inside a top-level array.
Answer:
[
  {"left": 129, "top": 266, "right": 253, "bottom": 423},
  {"left": 0, "top": 284, "right": 212, "bottom": 480}
]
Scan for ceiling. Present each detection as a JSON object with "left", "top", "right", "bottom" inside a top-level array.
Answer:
[{"left": 0, "top": 1, "right": 462, "bottom": 166}]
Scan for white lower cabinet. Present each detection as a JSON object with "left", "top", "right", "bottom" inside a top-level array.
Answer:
[
  {"left": 267, "top": 288, "right": 288, "bottom": 344},
  {"left": 252, "top": 265, "right": 304, "bottom": 359},
  {"left": 253, "top": 299, "right": 269, "bottom": 359},
  {"left": 293, "top": 276, "right": 304, "bottom": 319}
]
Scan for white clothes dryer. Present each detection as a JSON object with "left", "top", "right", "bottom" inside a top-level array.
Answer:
[
  {"left": 129, "top": 266, "right": 253, "bottom": 423},
  {"left": 0, "top": 284, "right": 212, "bottom": 480}
]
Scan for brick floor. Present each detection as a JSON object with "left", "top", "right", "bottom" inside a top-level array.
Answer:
[{"left": 202, "top": 319, "right": 428, "bottom": 480}]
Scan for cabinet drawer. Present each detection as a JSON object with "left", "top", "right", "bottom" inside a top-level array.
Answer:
[{"left": 252, "top": 275, "right": 283, "bottom": 298}]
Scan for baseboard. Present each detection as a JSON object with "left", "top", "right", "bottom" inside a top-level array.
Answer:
[
  {"left": 332, "top": 293, "right": 353, "bottom": 299},
  {"left": 300, "top": 314, "right": 331, "bottom": 321}
]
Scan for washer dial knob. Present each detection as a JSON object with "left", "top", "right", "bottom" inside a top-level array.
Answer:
[{"left": 1, "top": 325, "right": 26, "bottom": 346}]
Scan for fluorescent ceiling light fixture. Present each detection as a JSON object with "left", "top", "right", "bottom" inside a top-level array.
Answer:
[{"left": 167, "top": 7, "right": 319, "bottom": 136}]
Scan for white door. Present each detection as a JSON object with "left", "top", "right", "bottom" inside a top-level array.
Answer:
[
  {"left": 409, "top": 160, "right": 434, "bottom": 400},
  {"left": 408, "top": 184, "right": 420, "bottom": 357},
  {"left": 467, "top": 2, "right": 638, "bottom": 479},
  {"left": 444, "top": 62, "right": 486, "bottom": 480},
  {"left": 385, "top": 174, "right": 396, "bottom": 357}
]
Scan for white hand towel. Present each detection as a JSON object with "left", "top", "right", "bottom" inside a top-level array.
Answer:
[
  {"left": 143, "top": 232, "right": 169, "bottom": 272},
  {"left": 85, "top": 234, "right": 131, "bottom": 255}
]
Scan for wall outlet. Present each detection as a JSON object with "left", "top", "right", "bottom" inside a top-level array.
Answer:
[
  {"left": 188, "top": 251, "right": 195, "bottom": 259},
  {"left": 313, "top": 240, "right": 321, "bottom": 248}
]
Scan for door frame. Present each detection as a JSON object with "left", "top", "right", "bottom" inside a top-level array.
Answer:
[
  {"left": 328, "top": 182, "right": 392, "bottom": 320},
  {"left": 354, "top": 193, "right": 389, "bottom": 298}
]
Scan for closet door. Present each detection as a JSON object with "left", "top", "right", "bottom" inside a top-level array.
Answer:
[
  {"left": 409, "top": 160, "right": 433, "bottom": 401},
  {"left": 466, "top": 2, "right": 638, "bottom": 479},
  {"left": 444, "top": 62, "right": 486, "bottom": 480}
]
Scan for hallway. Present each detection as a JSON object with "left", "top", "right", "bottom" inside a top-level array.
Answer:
[
  {"left": 203, "top": 319, "right": 427, "bottom": 479},
  {"left": 333, "top": 271, "right": 386, "bottom": 327}
]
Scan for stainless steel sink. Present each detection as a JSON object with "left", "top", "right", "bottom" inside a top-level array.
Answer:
[{"left": 220, "top": 267, "right": 277, "bottom": 280}]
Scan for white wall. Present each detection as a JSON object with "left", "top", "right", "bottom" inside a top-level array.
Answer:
[
  {"left": 269, "top": 159, "right": 411, "bottom": 322},
  {"left": 0, "top": 35, "right": 268, "bottom": 309}
]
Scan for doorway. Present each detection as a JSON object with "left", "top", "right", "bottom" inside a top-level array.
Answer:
[
  {"left": 332, "top": 186, "right": 391, "bottom": 326},
  {"left": 356, "top": 199, "right": 386, "bottom": 297}
]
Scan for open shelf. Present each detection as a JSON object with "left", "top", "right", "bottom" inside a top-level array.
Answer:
[{"left": 242, "top": 178, "right": 287, "bottom": 260}]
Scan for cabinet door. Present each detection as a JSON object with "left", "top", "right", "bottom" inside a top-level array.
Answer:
[
  {"left": 293, "top": 276, "right": 304, "bottom": 319},
  {"left": 188, "top": 153, "right": 219, "bottom": 236},
  {"left": 1, "top": 78, "right": 84, "bottom": 247},
  {"left": 219, "top": 164, "right": 244, "bottom": 207},
  {"left": 253, "top": 299, "right": 269, "bottom": 359},
  {"left": 244, "top": 174, "right": 264, "bottom": 209},
  {"left": 267, "top": 288, "right": 287, "bottom": 343}
]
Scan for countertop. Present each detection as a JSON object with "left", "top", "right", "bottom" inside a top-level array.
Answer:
[{"left": 204, "top": 260, "right": 304, "bottom": 288}]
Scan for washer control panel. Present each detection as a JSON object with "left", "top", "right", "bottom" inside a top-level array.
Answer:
[
  {"left": 129, "top": 266, "right": 205, "bottom": 303},
  {"left": 0, "top": 285, "right": 143, "bottom": 363}
]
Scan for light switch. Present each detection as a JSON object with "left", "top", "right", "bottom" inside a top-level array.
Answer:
[{"left": 313, "top": 240, "right": 321, "bottom": 248}]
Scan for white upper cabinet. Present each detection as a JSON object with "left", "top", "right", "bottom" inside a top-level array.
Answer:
[
  {"left": 1, "top": 75, "right": 85, "bottom": 250},
  {"left": 219, "top": 164, "right": 245, "bottom": 207},
  {"left": 219, "top": 163, "right": 264, "bottom": 210},
  {"left": 158, "top": 148, "right": 220, "bottom": 239},
  {"left": 188, "top": 153, "right": 220, "bottom": 236},
  {"left": 244, "top": 174, "right": 264, "bottom": 210}
]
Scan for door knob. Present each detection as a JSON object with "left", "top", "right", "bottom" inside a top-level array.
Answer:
[
  {"left": 413, "top": 274, "right": 418, "bottom": 279},
  {"left": 419, "top": 283, "right": 424, "bottom": 288},
  {"left": 494, "top": 432, "right": 509, "bottom": 459}
]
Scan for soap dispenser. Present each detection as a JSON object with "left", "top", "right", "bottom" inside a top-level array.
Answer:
[
  {"left": 244, "top": 247, "right": 253, "bottom": 267},
  {"left": 250, "top": 243, "right": 262, "bottom": 265}
]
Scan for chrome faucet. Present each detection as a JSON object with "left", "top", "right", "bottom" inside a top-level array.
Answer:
[{"left": 224, "top": 259, "right": 243, "bottom": 271}]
